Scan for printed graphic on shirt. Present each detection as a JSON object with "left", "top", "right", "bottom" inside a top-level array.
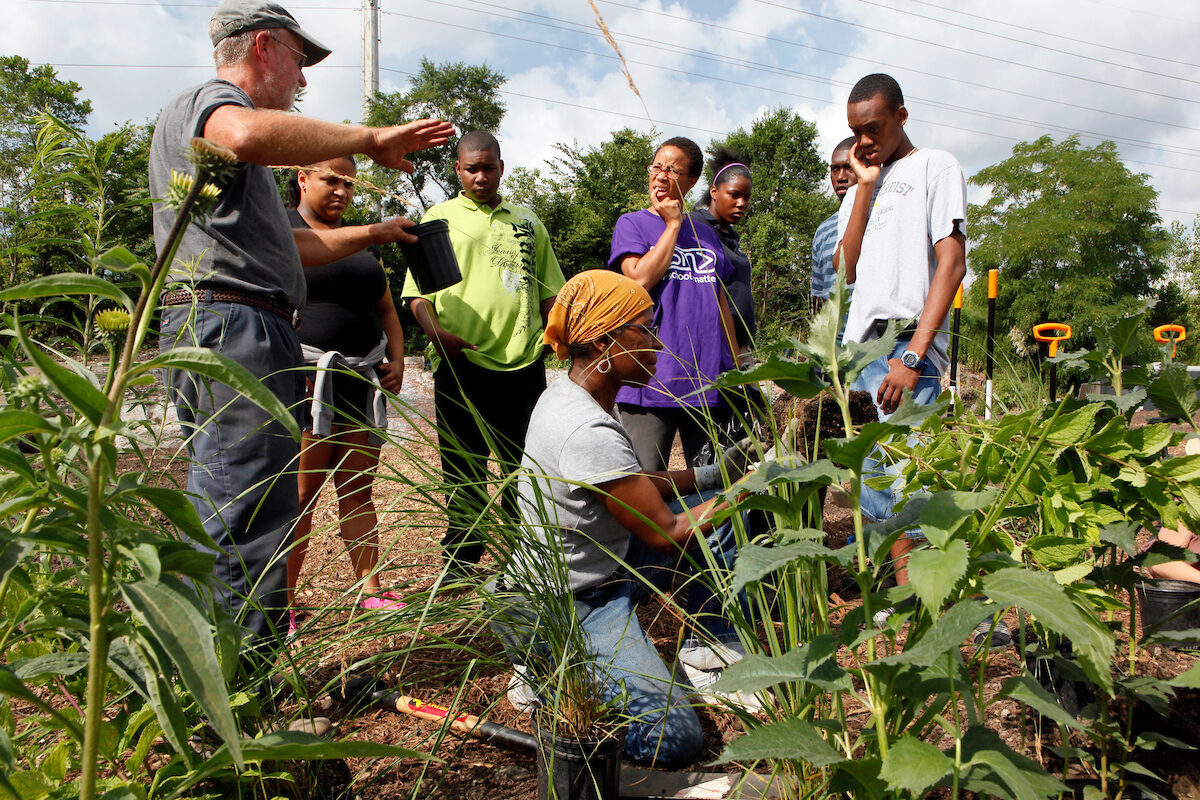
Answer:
[
  {"left": 667, "top": 245, "right": 718, "bottom": 284},
  {"left": 494, "top": 218, "right": 538, "bottom": 335}
]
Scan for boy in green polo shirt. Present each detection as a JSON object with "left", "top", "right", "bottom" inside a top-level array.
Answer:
[{"left": 404, "top": 131, "right": 565, "bottom": 571}]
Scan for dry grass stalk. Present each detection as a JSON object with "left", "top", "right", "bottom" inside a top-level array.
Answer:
[{"left": 587, "top": 0, "right": 653, "bottom": 124}]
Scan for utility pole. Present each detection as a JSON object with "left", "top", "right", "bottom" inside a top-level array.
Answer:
[{"left": 362, "top": 0, "right": 379, "bottom": 115}]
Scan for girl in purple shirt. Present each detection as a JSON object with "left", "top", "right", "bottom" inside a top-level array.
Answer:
[{"left": 609, "top": 136, "right": 738, "bottom": 471}]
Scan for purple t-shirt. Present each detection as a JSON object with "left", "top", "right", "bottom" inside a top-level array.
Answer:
[{"left": 608, "top": 210, "right": 734, "bottom": 408}]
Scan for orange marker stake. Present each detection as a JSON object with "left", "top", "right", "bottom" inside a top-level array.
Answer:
[
  {"left": 1033, "top": 323, "right": 1072, "bottom": 402},
  {"left": 1154, "top": 324, "right": 1187, "bottom": 360}
]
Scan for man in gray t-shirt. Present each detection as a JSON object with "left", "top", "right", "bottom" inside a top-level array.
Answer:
[{"left": 152, "top": 0, "right": 452, "bottom": 649}]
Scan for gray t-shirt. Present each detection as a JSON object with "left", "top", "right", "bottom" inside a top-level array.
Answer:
[
  {"left": 149, "top": 79, "right": 305, "bottom": 308},
  {"left": 512, "top": 377, "right": 644, "bottom": 592},
  {"left": 838, "top": 148, "right": 966, "bottom": 374}
]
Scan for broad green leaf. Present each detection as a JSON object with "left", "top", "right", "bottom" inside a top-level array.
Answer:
[
  {"left": 999, "top": 675, "right": 1082, "bottom": 730},
  {"left": 0, "top": 666, "right": 84, "bottom": 742},
  {"left": 156, "top": 542, "right": 218, "bottom": 582},
  {"left": 1026, "top": 535, "right": 1091, "bottom": 570},
  {"left": 878, "top": 599, "right": 985, "bottom": 667},
  {"left": 918, "top": 490, "right": 995, "bottom": 549},
  {"left": 730, "top": 540, "right": 843, "bottom": 594},
  {"left": 0, "top": 727, "right": 12, "bottom": 770},
  {"left": 1147, "top": 364, "right": 1200, "bottom": 424},
  {"left": 828, "top": 757, "right": 887, "bottom": 800},
  {"left": 0, "top": 410, "right": 57, "bottom": 444},
  {"left": 0, "top": 273, "right": 132, "bottom": 311},
  {"left": 713, "top": 717, "right": 844, "bottom": 767},
  {"left": 95, "top": 246, "right": 150, "bottom": 284},
  {"left": 822, "top": 421, "right": 903, "bottom": 471},
  {"left": 10, "top": 653, "right": 89, "bottom": 680},
  {"left": 885, "top": 393, "right": 948, "bottom": 429},
  {"left": 737, "top": 459, "right": 845, "bottom": 495},
  {"left": 1171, "top": 661, "right": 1200, "bottom": 689},
  {"left": 120, "top": 576, "right": 242, "bottom": 767},
  {"left": 131, "top": 347, "right": 301, "bottom": 440},
  {"left": 126, "top": 631, "right": 193, "bottom": 769},
  {"left": 164, "top": 732, "right": 435, "bottom": 800},
  {"left": 14, "top": 322, "right": 108, "bottom": 426},
  {"left": 98, "top": 788, "right": 142, "bottom": 800},
  {"left": 712, "top": 352, "right": 826, "bottom": 399},
  {"left": 1128, "top": 424, "right": 1174, "bottom": 458},
  {"left": 0, "top": 534, "right": 33, "bottom": 586},
  {"left": 1045, "top": 403, "right": 1101, "bottom": 447},
  {"left": 879, "top": 735, "right": 952, "bottom": 796},
  {"left": 710, "top": 635, "right": 848, "bottom": 694},
  {"left": 1158, "top": 455, "right": 1200, "bottom": 483},
  {"left": 957, "top": 726, "right": 1065, "bottom": 800},
  {"left": 119, "top": 544, "right": 161, "bottom": 583},
  {"left": 130, "top": 486, "right": 213, "bottom": 549},
  {"left": 982, "top": 569, "right": 1114, "bottom": 694},
  {"left": 1052, "top": 561, "right": 1095, "bottom": 585},
  {"left": 907, "top": 540, "right": 969, "bottom": 612},
  {"left": 1098, "top": 522, "right": 1139, "bottom": 555}
]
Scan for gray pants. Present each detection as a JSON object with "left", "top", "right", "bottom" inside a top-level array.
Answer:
[
  {"left": 160, "top": 301, "right": 304, "bottom": 649},
  {"left": 617, "top": 404, "right": 724, "bottom": 472}
]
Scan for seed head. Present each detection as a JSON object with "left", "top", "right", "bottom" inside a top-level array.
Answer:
[
  {"left": 166, "top": 170, "right": 222, "bottom": 214},
  {"left": 95, "top": 308, "right": 131, "bottom": 334},
  {"left": 185, "top": 137, "right": 238, "bottom": 181}
]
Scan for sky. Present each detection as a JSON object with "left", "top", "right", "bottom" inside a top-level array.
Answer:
[{"left": 4, "top": 0, "right": 1199, "bottom": 238}]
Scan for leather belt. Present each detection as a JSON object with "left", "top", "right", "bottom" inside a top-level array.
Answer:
[
  {"left": 161, "top": 286, "right": 300, "bottom": 328},
  {"left": 870, "top": 318, "right": 919, "bottom": 339}
]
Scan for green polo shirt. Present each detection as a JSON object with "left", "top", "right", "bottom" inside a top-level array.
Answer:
[{"left": 402, "top": 192, "right": 565, "bottom": 372}]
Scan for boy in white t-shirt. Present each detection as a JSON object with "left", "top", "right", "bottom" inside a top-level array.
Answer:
[{"left": 834, "top": 74, "right": 983, "bottom": 636}]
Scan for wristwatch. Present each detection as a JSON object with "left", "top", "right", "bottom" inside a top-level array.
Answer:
[{"left": 900, "top": 350, "right": 927, "bottom": 372}]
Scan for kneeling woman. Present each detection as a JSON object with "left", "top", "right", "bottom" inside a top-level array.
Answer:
[{"left": 494, "top": 270, "right": 756, "bottom": 767}]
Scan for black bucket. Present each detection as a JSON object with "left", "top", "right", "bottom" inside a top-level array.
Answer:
[
  {"left": 1137, "top": 579, "right": 1200, "bottom": 649},
  {"left": 399, "top": 218, "right": 462, "bottom": 294},
  {"left": 535, "top": 725, "right": 622, "bottom": 800}
]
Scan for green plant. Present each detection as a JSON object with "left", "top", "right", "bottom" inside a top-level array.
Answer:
[
  {"left": 705, "top": 276, "right": 1200, "bottom": 798},
  {"left": 0, "top": 124, "right": 427, "bottom": 799}
]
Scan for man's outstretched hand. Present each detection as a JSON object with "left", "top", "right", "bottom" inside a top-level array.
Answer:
[{"left": 368, "top": 119, "right": 457, "bottom": 173}]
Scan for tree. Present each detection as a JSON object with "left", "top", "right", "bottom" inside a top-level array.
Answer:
[
  {"left": 0, "top": 56, "right": 92, "bottom": 284},
  {"left": 964, "top": 135, "right": 1171, "bottom": 364},
  {"left": 706, "top": 108, "right": 835, "bottom": 341},
  {"left": 507, "top": 127, "right": 653, "bottom": 279},
  {"left": 364, "top": 59, "right": 505, "bottom": 216}
]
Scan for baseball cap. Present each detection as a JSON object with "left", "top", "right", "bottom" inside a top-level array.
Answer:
[{"left": 210, "top": 0, "right": 331, "bottom": 67}]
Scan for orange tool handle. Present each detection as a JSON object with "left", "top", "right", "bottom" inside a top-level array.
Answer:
[
  {"left": 953, "top": 284, "right": 963, "bottom": 310},
  {"left": 1154, "top": 324, "right": 1187, "bottom": 344},
  {"left": 1033, "top": 323, "right": 1072, "bottom": 357},
  {"left": 987, "top": 269, "right": 998, "bottom": 300}
]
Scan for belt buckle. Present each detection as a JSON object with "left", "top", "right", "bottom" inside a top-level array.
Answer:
[{"left": 291, "top": 307, "right": 301, "bottom": 329}]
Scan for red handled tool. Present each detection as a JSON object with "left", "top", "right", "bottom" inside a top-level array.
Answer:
[{"left": 1033, "top": 322, "right": 1072, "bottom": 402}]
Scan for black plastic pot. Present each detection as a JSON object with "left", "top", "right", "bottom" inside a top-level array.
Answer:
[
  {"left": 534, "top": 725, "right": 622, "bottom": 800},
  {"left": 399, "top": 218, "right": 462, "bottom": 294},
  {"left": 1137, "top": 579, "right": 1200, "bottom": 649}
]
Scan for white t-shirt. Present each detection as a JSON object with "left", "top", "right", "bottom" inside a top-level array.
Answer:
[
  {"left": 511, "top": 378, "right": 644, "bottom": 592},
  {"left": 838, "top": 148, "right": 966, "bottom": 374}
]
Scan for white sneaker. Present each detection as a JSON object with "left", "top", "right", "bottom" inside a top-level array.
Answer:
[
  {"left": 506, "top": 665, "right": 539, "bottom": 714},
  {"left": 872, "top": 606, "right": 897, "bottom": 628},
  {"left": 679, "top": 642, "right": 763, "bottom": 713}
]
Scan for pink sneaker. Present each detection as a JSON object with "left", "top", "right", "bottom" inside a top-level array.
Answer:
[
  {"left": 360, "top": 591, "right": 407, "bottom": 612},
  {"left": 287, "top": 609, "right": 299, "bottom": 638}
]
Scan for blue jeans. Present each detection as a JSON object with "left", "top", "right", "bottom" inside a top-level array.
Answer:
[
  {"left": 492, "top": 494, "right": 741, "bottom": 766},
  {"left": 851, "top": 339, "right": 941, "bottom": 524},
  {"left": 160, "top": 301, "right": 305, "bottom": 648}
]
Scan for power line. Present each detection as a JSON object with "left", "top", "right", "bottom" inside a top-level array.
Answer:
[
  {"left": 1076, "top": 0, "right": 1200, "bottom": 28},
  {"left": 851, "top": 0, "right": 1200, "bottom": 83},
  {"left": 585, "top": 0, "right": 1200, "bottom": 140},
  {"left": 745, "top": 0, "right": 1199, "bottom": 106},
  {"left": 400, "top": 0, "right": 1200, "bottom": 161},
  {"left": 902, "top": 0, "right": 1199, "bottom": 68}
]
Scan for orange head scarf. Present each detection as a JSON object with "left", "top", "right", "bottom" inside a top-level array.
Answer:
[{"left": 543, "top": 270, "right": 654, "bottom": 361}]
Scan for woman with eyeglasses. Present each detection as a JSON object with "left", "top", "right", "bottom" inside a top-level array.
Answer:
[
  {"left": 610, "top": 136, "right": 739, "bottom": 471},
  {"left": 494, "top": 270, "right": 761, "bottom": 766}
]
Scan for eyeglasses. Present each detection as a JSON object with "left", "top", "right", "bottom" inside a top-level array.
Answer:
[
  {"left": 269, "top": 34, "right": 307, "bottom": 69},
  {"left": 646, "top": 164, "right": 689, "bottom": 179},
  {"left": 619, "top": 322, "right": 659, "bottom": 339}
]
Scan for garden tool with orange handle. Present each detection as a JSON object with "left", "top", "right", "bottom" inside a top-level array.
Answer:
[
  {"left": 949, "top": 283, "right": 963, "bottom": 409},
  {"left": 1154, "top": 324, "right": 1187, "bottom": 360},
  {"left": 985, "top": 270, "right": 998, "bottom": 419},
  {"left": 334, "top": 676, "right": 539, "bottom": 753},
  {"left": 1033, "top": 322, "right": 1072, "bottom": 403}
]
